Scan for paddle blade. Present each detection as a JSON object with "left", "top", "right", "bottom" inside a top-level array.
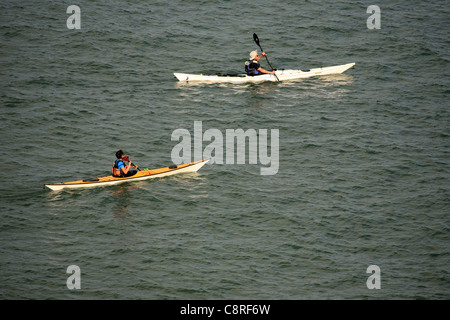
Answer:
[{"left": 253, "top": 33, "right": 260, "bottom": 46}]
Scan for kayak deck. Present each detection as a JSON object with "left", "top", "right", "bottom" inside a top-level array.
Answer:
[
  {"left": 174, "top": 62, "right": 355, "bottom": 83},
  {"left": 45, "top": 159, "right": 209, "bottom": 191}
]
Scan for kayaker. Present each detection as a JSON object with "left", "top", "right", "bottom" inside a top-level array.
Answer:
[
  {"left": 112, "top": 150, "right": 137, "bottom": 177},
  {"left": 245, "top": 50, "right": 276, "bottom": 76}
]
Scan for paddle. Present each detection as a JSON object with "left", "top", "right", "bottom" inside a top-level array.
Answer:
[
  {"left": 252, "top": 33, "right": 279, "bottom": 81},
  {"left": 130, "top": 162, "right": 142, "bottom": 171},
  {"left": 123, "top": 156, "right": 141, "bottom": 171}
]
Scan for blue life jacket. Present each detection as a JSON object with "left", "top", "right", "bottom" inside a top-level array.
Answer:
[{"left": 245, "top": 59, "right": 260, "bottom": 75}]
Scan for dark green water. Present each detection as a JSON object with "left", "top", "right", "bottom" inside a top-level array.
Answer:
[{"left": 1, "top": 0, "right": 448, "bottom": 299}]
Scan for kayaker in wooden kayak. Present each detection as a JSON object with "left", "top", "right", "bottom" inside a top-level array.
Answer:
[
  {"left": 112, "top": 150, "right": 139, "bottom": 177},
  {"left": 245, "top": 50, "right": 276, "bottom": 76}
]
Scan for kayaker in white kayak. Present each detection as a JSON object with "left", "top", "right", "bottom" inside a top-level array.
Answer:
[
  {"left": 112, "top": 150, "right": 138, "bottom": 177},
  {"left": 245, "top": 50, "right": 276, "bottom": 76}
]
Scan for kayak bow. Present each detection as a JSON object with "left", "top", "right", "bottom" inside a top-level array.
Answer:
[{"left": 45, "top": 159, "right": 209, "bottom": 191}]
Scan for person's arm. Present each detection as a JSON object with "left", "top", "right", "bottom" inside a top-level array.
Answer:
[
  {"left": 256, "top": 53, "right": 275, "bottom": 74},
  {"left": 254, "top": 52, "right": 267, "bottom": 62},
  {"left": 257, "top": 67, "right": 276, "bottom": 74},
  {"left": 120, "top": 160, "right": 133, "bottom": 175}
]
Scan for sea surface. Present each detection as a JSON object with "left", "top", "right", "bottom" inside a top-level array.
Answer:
[{"left": 0, "top": 0, "right": 448, "bottom": 300}]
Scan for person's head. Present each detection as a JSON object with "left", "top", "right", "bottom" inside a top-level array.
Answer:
[
  {"left": 249, "top": 50, "right": 258, "bottom": 60},
  {"left": 116, "top": 150, "right": 124, "bottom": 159}
]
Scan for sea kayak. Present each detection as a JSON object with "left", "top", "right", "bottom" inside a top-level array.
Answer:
[
  {"left": 45, "top": 159, "right": 209, "bottom": 191},
  {"left": 174, "top": 62, "right": 355, "bottom": 83}
]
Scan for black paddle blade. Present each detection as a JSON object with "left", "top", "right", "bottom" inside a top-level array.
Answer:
[{"left": 253, "top": 33, "right": 259, "bottom": 45}]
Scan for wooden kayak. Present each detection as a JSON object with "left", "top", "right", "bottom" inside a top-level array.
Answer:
[{"left": 45, "top": 159, "right": 209, "bottom": 191}]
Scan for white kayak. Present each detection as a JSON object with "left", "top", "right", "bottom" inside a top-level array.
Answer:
[{"left": 174, "top": 62, "right": 355, "bottom": 83}]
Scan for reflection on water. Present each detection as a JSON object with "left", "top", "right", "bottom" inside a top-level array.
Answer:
[
  {"left": 110, "top": 173, "right": 210, "bottom": 217},
  {"left": 45, "top": 190, "right": 67, "bottom": 203},
  {"left": 111, "top": 184, "right": 132, "bottom": 217},
  {"left": 174, "top": 79, "right": 275, "bottom": 90},
  {"left": 298, "top": 74, "right": 355, "bottom": 99},
  {"left": 170, "top": 173, "right": 210, "bottom": 199},
  {"left": 246, "top": 81, "right": 279, "bottom": 95},
  {"left": 175, "top": 73, "right": 354, "bottom": 100},
  {"left": 138, "top": 173, "right": 210, "bottom": 200},
  {"left": 242, "top": 74, "right": 355, "bottom": 109},
  {"left": 109, "top": 181, "right": 154, "bottom": 217}
]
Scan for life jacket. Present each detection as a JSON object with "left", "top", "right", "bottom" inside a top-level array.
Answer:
[
  {"left": 245, "top": 59, "right": 260, "bottom": 76},
  {"left": 112, "top": 159, "right": 124, "bottom": 177}
]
